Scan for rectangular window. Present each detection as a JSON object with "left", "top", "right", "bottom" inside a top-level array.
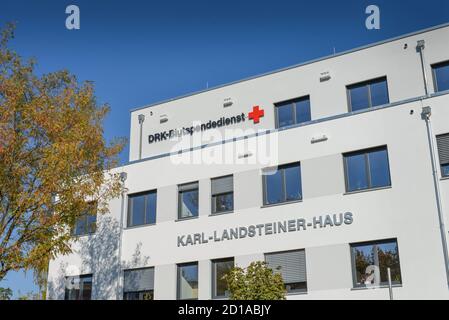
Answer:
[
  {"left": 178, "top": 182, "right": 199, "bottom": 220},
  {"left": 344, "top": 146, "right": 391, "bottom": 193},
  {"left": 432, "top": 61, "right": 449, "bottom": 92},
  {"left": 127, "top": 190, "right": 157, "bottom": 227},
  {"left": 265, "top": 250, "right": 307, "bottom": 293},
  {"left": 275, "top": 96, "right": 311, "bottom": 129},
  {"left": 211, "top": 176, "right": 234, "bottom": 214},
  {"left": 177, "top": 262, "right": 198, "bottom": 300},
  {"left": 437, "top": 133, "right": 449, "bottom": 177},
  {"left": 212, "top": 258, "right": 234, "bottom": 299},
  {"left": 64, "top": 274, "right": 93, "bottom": 300},
  {"left": 347, "top": 77, "right": 389, "bottom": 112},
  {"left": 263, "top": 163, "right": 302, "bottom": 206},
  {"left": 351, "top": 239, "right": 402, "bottom": 288},
  {"left": 73, "top": 202, "right": 97, "bottom": 236},
  {"left": 123, "top": 268, "right": 154, "bottom": 300}
]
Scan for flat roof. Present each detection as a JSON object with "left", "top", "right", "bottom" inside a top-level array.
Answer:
[{"left": 130, "top": 22, "right": 449, "bottom": 113}]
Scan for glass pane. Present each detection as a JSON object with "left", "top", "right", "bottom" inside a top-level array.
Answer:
[
  {"left": 368, "top": 149, "right": 391, "bottom": 188},
  {"left": 179, "top": 264, "right": 198, "bottom": 299},
  {"left": 377, "top": 241, "right": 401, "bottom": 284},
  {"left": 180, "top": 189, "right": 199, "bottom": 218},
  {"left": 434, "top": 63, "right": 449, "bottom": 92},
  {"left": 87, "top": 214, "right": 96, "bottom": 234},
  {"left": 353, "top": 244, "right": 375, "bottom": 286},
  {"left": 295, "top": 99, "right": 311, "bottom": 124},
  {"left": 213, "top": 193, "right": 233, "bottom": 213},
  {"left": 123, "top": 292, "right": 139, "bottom": 300},
  {"left": 74, "top": 217, "right": 86, "bottom": 236},
  {"left": 370, "top": 79, "right": 389, "bottom": 107},
  {"left": 141, "top": 291, "right": 154, "bottom": 300},
  {"left": 215, "top": 260, "right": 234, "bottom": 297},
  {"left": 442, "top": 164, "right": 449, "bottom": 177},
  {"left": 265, "top": 169, "right": 283, "bottom": 205},
  {"left": 146, "top": 192, "right": 157, "bottom": 224},
  {"left": 349, "top": 85, "right": 370, "bottom": 111},
  {"left": 346, "top": 153, "right": 369, "bottom": 192},
  {"left": 81, "top": 277, "right": 92, "bottom": 300},
  {"left": 284, "top": 165, "right": 302, "bottom": 201},
  {"left": 276, "top": 103, "right": 294, "bottom": 128},
  {"left": 131, "top": 195, "right": 145, "bottom": 226},
  {"left": 285, "top": 282, "right": 307, "bottom": 293}
]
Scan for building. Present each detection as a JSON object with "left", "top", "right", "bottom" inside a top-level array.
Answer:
[{"left": 47, "top": 23, "right": 449, "bottom": 300}]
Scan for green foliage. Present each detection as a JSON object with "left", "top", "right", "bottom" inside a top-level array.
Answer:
[
  {"left": 0, "top": 22, "right": 126, "bottom": 289},
  {"left": 224, "top": 261, "right": 286, "bottom": 300},
  {"left": 0, "top": 287, "right": 12, "bottom": 300}
]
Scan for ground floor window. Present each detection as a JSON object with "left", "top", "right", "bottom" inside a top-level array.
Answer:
[
  {"left": 123, "top": 267, "right": 154, "bottom": 300},
  {"left": 212, "top": 258, "right": 234, "bottom": 299},
  {"left": 64, "top": 274, "right": 92, "bottom": 300},
  {"left": 177, "top": 262, "right": 198, "bottom": 300},
  {"left": 265, "top": 249, "right": 307, "bottom": 293},
  {"left": 351, "top": 239, "right": 402, "bottom": 288},
  {"left": 123, "top": 291, "right": 154, "bottom": 300}
]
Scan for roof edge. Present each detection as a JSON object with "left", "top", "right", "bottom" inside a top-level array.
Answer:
[{"left": 129, "top": 21, "right": 449, "bottom": 113}]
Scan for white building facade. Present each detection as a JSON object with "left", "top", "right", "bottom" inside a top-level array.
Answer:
[{"left": 48, "top": 24, "right": 449, "bottom": 300}]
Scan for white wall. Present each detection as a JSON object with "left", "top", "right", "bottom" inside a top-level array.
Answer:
[{"left": 48, "top": 24, "right": 449, "bottom": 300}]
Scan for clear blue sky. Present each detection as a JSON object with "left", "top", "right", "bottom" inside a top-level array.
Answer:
[{"left": 1, "top": 0, "right": 448, "bottom": 298}]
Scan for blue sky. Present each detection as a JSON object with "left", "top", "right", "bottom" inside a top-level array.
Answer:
[{"left": 0, "top": 0, "right": 448, "bottom": 298}]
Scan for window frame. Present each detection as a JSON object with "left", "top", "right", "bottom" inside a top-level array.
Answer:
[
  {"left": 72, "top": 202, "right": 97, "bottom": 237},
  {"left": 436, "top": 133, "right": 449, "bottom": 178},
  {"left": 177, "top": 262, "right": 199, "bottom": 300},
  {"left": 122, "top": 266, "right": 155, "bottom": 300},
  {"left": 346, "top": 76, "right": 390, "bottom": 112},
  {"left": 343, "top": 146, "right": 392, "bottom": 193},
  {"left": 123, "top": 290, "right": 154, "bottom": 300},
  {"left": 211, "top": 175, "right": 234, "bottom": 215},
  {"left": 127, "top": 190, "right": 157, "bottom": 228},
  {"left": 211, "top": 257, "right": 234, "bottom": 299},
  {"left": 350, "top": 238, "right": 402, "bottom": 289},
  {"left": 178, "top": 182, "right": 199, "bottom": 220},
  {"left": 64, "top": 274, "right": 93, "bottom": 300},
  {"left": 274, "top": 95, "right": 311, "bottom": 129},
  {"left": 432, "top": 60, "right": 449, "bottom": 93},
  {"left": 262, "top": 162, "right": 302, "bottom": 206},
  {"left": 264, "top": 249, "right": 308, "bottom": 294}
]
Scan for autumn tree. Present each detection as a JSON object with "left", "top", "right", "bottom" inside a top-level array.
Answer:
[
  {"left": 224, "top": 261, "right": 286, "bottom": 300},
  {"left": 0, "top": 23, "right": 125, "bottom": 295}
]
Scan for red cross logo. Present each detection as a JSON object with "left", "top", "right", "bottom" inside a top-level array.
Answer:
[{"left": 249, "top": 106, "right": 264, "bottom": 124}]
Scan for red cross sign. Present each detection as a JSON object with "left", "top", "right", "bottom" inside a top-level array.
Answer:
[{"left": 249, "top": 106, "right": 265, "bottom": 124}]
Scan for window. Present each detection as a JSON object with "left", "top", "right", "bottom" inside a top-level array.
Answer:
[
  {"left": 177, "top": 262, "right": 198, "bottom": 300},
  {"left": 432, "top": 61, "right": 449, "bottom": 92},
  {"left": 178, "top": 182, "right": 199, "bottom": 220},
  {"left": 347, "top": 77, "right": 389, "bottom": 112},
  {"left": 351, "top": 239, "right": 402, "bottom": 288},
  {"left": 263, "top": 163, "right": 302, "bottom": 206},
  {"left": 265, "top": 250, "right": 307, "bottom": 293},
  {"left": 275, "top": 96, "right": 311, "bottom": 129},
  {"left": 212, "top": 258, "right": 234, "bottom": 299},
  {"left": 123, "top": 268, "right": 154, "bottom": 300},
  {"left": 127, "top": 190, "right": 157, "bottom": 227},
  {"left": 436, "top": 133, "right": 449, "bottom": 177},
  {"left": 73, "top": 202, "right": 97, "bottom": 236},
  {"left": 211, "top": 176, "right": 233, "bottom": 214},
  {"left": 344, "top": 146, "right": 391, "bottom": 193},
  {"left": 64, "top": 274, "right": 93, "bottom": 300}
]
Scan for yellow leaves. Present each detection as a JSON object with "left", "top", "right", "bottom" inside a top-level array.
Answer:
[{"left": 0, "top": 22, "right": 125, "bottom": 282}]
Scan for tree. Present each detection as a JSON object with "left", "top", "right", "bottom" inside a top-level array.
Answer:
[
  {"left": 0, "top": 287, "right": 13, "bottom": 300},
  {"left": 224, "top": 261, "right": 286, "bottom": 300},
  {"left": 0, "top": 22, "right": 126, "bottom": 292}
]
